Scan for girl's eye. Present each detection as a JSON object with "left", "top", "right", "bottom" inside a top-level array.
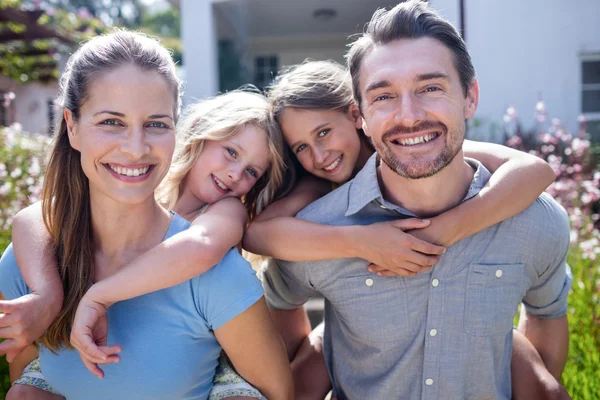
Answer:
[
  {"left": 147, "top": 121, "right": 168, "bottom": 129},
  {"left": 226, "top": 147, "right": 238, "bottom": 159},
  {"left": 295, "top": 144, "right": 307, "bottom": 153},
  {"left": 246, "top": 168, "right": 258, "bottom": 178},
  {"left": 318, "top": 129, "right": 330, "bottom": 138}
]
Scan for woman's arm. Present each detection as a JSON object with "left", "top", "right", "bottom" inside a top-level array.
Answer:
[
  {"left": 69, "top": 197, "right": 248, "bottom": 374},
  {"left": 244, "top": 178, "right": 445, "bottom": 276},
  {"left": 0, "top": 203, "right": 63, "bottom": 361},
  {"left": 214, "top": 297, "right": 294, "bottom": 400},
  {"left": 405, "top": 140, "right": 553, "bottom": 247}
]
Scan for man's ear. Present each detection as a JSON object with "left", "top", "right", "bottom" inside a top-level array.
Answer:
[
  {"left": 464, "top": 79, "right": 479, "bottom": 120},
  {"left": 64, "top": 109, "right": 80, "bottom": 151},
  {"left": 361, "top": 118, "right": 372, "bottom": 138},
  {"left": 348, "top": 104, "right": 363, "bottom": 129}
]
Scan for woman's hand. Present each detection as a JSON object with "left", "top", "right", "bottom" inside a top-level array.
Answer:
[
  {"left": 353, "top": 219, "right": 446, "bottom": 277},
  {"left": 0, "top": 291, "right": 62, "bottom": 361},
  {"left": 70, "top": 291, "right": 121, "bottom": 379}
]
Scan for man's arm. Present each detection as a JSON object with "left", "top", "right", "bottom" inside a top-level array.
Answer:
[
  {"left": 517, "top": 314, "right": 569, "bottom": 381},
  {"left": 520, "top": 195, "right": 572, "bottom": 381}
]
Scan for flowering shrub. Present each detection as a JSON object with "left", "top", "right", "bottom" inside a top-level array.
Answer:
[
  {"left": 504, "top": 103, "right": 600, "bottom": 399},
  {"left": 0, "top": 123, "right": 50, "bottom": 250}
]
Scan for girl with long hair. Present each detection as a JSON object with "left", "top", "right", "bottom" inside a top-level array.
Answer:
[{"left": 0, "top": 31, "right": 292, "bottom": 400}]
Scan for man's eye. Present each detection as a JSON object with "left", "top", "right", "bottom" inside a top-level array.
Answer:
[
  {"left": 295, "top": 144, "right": 307, "bottom": 153},
  {"left": 425, "top": 86, "right": 441, "bottom": 93},
  {"left": 246, "top": 168, "right": 258, "bottom": 178},
  {"left": 374, "top": 94, "right": 391, "bottom": 102},
  {"left": 226, "top": 147, "right": 238, "bottom": 159}
]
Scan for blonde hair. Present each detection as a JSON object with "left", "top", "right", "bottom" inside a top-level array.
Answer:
[{"left": 157, "top": 90, "right": 285, "bottom": 221}]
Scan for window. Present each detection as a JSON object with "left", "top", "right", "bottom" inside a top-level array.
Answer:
[
  {"left": 582, "top": 58, "right": 600, "bottom": 142},
  {"left": 253, "top": 55, "right": 278, "bottom": 89}
]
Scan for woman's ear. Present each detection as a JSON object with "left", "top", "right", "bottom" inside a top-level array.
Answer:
[
  {"left": 348, "top": 104, "right": 363, "bottom": 129},
  {"left": 64, "top": 109, "right": 80, "bottom": 151}
]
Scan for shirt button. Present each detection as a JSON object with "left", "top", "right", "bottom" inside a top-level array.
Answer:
[
  {"left": 429, "top": 329, "right": 438, "bottom": 337},
  {"left": 496, "top": 270, "right": 503, "bottom": 278},
  {"left": 431, "top": 279, "right": 439, "bottom": 287},
  {"left": 365, "top": 278, "right": 374, "bottom": 287},
  {"left": 425, "top": 378, "right": 434, "bottom": 386}
]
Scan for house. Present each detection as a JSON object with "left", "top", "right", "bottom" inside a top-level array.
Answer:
[{"left": 180, "top": 0, "right": 600, "bottom": 142}]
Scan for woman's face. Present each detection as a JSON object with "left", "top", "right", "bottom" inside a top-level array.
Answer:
[
  {"left": 185, "top": 124, "right": 272, "bottom": 205},
  {"left": 66, "top": 64, "right": 176, "bottom": 206},
  {"left": 280, "top": 106, "right": 363, "bottom": 183}
]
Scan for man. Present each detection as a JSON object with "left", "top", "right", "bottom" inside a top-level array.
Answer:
[{"left": 261, "top": 1, "right": 571, "bottom": 399}]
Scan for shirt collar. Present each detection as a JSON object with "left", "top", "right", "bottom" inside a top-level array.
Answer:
[{"left": 345, "top": 154, "right": 491, "bottom": 217}]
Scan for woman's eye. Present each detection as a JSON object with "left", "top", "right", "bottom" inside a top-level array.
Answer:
[
  {"left": 148, "top": 121, "right": 168, "bottom": 129},
  {"left": 226, "top": 147, "right": 238, "bottom": 158},
  {"left": 100, "top": 119, "right": 121, "bottom": 126},
  {"left": 295, "top": 144, "right": 307, "bottom": 153},
  {"left": 246, "top": 168, "right": 258, "bottom": 178},
  {"left": 318, "top": 129, "right": 330, "bottom": 138}
]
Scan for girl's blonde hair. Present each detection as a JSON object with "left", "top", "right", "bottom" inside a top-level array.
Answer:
[{"left": 157, "top": 90, "right": 285, "bottom": 221}]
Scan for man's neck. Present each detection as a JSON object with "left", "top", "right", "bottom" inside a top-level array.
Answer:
[{"left": 378, "top": 152, "right": 475, "bottom": 218}]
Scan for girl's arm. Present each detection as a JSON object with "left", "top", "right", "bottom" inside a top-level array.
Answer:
[
  {"left": 244, "top": 177, "right": 445, "bottom": 276},
  {"left": 370, "top": 141, "right": 555, "bottom": 275},
  {"left": 0, "top": 203, "right": 63, "bottom": 361},
  {"left": 69, "top": 197, "right": 249, "bottom": 375},
  {"left": 214, "top": 297, "right": 294, "bottom": 400}
]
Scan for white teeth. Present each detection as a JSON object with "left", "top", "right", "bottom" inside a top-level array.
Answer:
[
  {"left": 213, "top": 176, "right": 228, "bottom": 190},
  {"left": 108, "top": 165, "right": 150, "bottom": 177},
  {"left": 397, "top": 133, "right": 438, "bottom": 146},
  {"left": 324, "top": 156, "right": 342, "bottom": 171}
]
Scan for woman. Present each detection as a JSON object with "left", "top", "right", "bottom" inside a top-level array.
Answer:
[
  {"left": 242, "top": 60, "right": 560, "bottom": 399},
  {"left": 0, "top": 30, "right": 292, "bottom": 400}
]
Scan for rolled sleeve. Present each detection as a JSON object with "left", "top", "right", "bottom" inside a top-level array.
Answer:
[
  {"left": 522, "top": 195, "right": 572, "bottom": 319},
  {"left": 258, "top": 258, "right": 319, "bottom": 310}
]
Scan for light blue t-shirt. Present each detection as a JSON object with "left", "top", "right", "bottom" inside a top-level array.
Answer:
[{"left": 0, "top": 213, "right": 264, "bottom": 400}]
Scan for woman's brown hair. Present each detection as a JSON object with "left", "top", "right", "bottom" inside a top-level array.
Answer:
[{"left": 40, "top": 30, "right": 180, "bottom": 351}]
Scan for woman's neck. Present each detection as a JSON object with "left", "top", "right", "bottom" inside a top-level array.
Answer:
[{"left": 91, "top": 193, "right": 172, "bottom": 280}]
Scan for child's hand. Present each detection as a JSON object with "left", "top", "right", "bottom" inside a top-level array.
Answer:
[
  {"left": 356, "top": 219, "right": 445, "bottom": 277},
  {"left": 0, "top": 291, "right": 62, "bottom": 361},
  {"left": 70, "top": 292, "right": 121, "bottom": 379}
]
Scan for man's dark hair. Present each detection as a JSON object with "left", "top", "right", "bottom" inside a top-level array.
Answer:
[{"left": 346, "top": 0, "right": 475, "bottom": 109}]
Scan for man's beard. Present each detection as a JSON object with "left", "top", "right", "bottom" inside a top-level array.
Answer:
[{"left": 373, "top": 120, "right": 464, "bottom": 180}]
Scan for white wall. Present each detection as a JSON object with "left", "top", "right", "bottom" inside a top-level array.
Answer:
[
  {"left": 465, "top": 0, "right": 600, "bottom": 139},
  {"left": 181, "top": 0, "right": 219, "bottom": 104},
  {"left": 248, "top": 34, "right": 348, "bottom": 70},
  {"left": 13, "top": 82, "right": 58, "bottom": 134}
]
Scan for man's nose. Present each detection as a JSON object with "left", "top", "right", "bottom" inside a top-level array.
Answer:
[{"left": 394, "top": 94, "right": 425, "bottom": 128}]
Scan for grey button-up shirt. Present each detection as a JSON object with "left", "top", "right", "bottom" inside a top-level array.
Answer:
[{"left": 261, "top": 154, "right": 572, "bottom": 400}]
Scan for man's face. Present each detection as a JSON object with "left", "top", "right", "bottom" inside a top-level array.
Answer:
[{"left": 359, "top": 37, "right": 478, "bottom": 179}]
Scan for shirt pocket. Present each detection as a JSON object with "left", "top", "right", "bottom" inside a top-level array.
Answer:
[
  {"left": 464, "top": 263, "right": 525, "bottom": 337},
  {"left": 332, "top": 274, "right": 408, "bottom": 344}
]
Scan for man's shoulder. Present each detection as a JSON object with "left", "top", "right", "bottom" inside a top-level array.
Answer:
[
  {"left": 497, "top": 192, "right": 570, "bottom": 253},
  {"left": 296, "top": 180, "right": 353, "bottom": 224}
]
